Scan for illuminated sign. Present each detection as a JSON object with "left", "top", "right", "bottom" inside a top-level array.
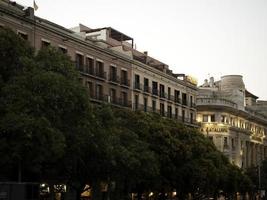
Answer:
[{"left": 201, "top": 125, "right": 228, "bottom": 133}]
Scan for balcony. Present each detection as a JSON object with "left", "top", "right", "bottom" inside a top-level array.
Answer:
[
  {"left": 167, "top": 95, "right": 174, "bottom": 102},
  {"left": 84, "top": 67, "right": 94, "bottom": 76},
  {"left": 182, "top": 100, "right": 188, "bottom": 106},
  {"left": 134, "top": 82, "right": 143, "bottom": 91},
  {"left": 108, "top": 75, "right": 120, "bottom": 84},
  {"left": 143, "top": 85, "right": 151, "bottom": 94},
  {"left": 76, "top": 63, "right": 84, "bottom": 72},
  {"left": 89, "top": 93, "right": 106, "bottom": 102},
  {"left": 95, "top": 71, "right": 107, "bottom": 80},
  {"left": 190, "top": 102, "right": 196, "bottom": 109},
  {"left": 159, "top": 92, "right": 167, "bottom": 99},
  {"left": 152, "top": 88, "right": 158, "bottom": 96},
  {"left": 110, "top": 97, "right": 132, "bottom": 108},
  {"left": 223, "top": 144, "right": 230, "bottom": 153},
  {"left": 174, "top": 98, "right": 181, "bottom": 105},
  {"left": 118, "top": 99, "right": 132, "bottom": 108},
  {"left": 196, "top": 97, "right": 237, "bottom": 109},
  {"left": 120, "top": 78, "right": 130, "bottom": 87},
  {"left": 132, "top": 104, "right": 160, "bottom": 113}
]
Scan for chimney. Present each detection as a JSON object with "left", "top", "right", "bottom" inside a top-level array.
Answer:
[{"left": 24, "top": 7, "right": 34, "bottom": 19}]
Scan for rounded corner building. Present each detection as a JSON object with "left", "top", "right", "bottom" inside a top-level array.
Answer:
[{"left": 197, "top": 75, "right": 267, "bottom": 168}]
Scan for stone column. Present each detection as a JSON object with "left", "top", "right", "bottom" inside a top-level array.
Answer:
[
  {"left": 243, "top": 142, "right": 247, "bottom": 169},
  {"left": 246, "top": 141, "right": 250, "bottom": 168},
  {"left": 251, "top": 143, "right": 255, "bottom": 166}
]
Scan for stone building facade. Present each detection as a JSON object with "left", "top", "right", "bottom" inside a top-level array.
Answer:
[
  {"left": 197, "top": 75, "right": 267, "bottom": 168},
  {"left": 0, "top": 0, "right": 197, "bottom": 126}
]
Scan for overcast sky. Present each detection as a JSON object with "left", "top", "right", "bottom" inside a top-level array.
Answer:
[{"left": 17, "top": 0, "right": 267, "bottom": 99}]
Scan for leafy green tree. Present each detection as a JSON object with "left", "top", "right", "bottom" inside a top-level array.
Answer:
[
  {"left": 0, "top": 27, "right": 34, "bottom": 83},
  {"left": 0, "top": 28, "right": 93, "bottom": 190}
]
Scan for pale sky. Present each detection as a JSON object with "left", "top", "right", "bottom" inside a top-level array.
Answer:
[{"left": 17, "top": 0, "right": 267, "bottom": 100}]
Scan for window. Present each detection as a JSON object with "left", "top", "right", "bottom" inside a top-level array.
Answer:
[
  {"left": 75, "top": 53, "right": 84, "bottom": 71},
  {"left": 240, "top": 120, "right": 244, "bottom": 128},
  {"left": 152, "top": 81, "right": 158, "bottom": 95},
  {"left": 110, "top": 88, "right": 116, "bottom": 103},
  {"left": 96, "top": 61, "right": 105, "bottom": 78},
  {"left": 144, "top": 97, "right": 147, "bottom": 112},
  {"left": 41, "top": 40, "right": 50, "bottom": 48},
  {"left": 210, "top": 114, "right": 215, "bottom": 122},
  {"left": 134, "top": 95, "right": 139, "bottom": 110},
  {"left": 182, "top": 110, "right": 185, "bottom": 122},
  {"left": 225, "top": 117, "right": 229, "bottom": 124},
  {"left": 159, "top": 84, "right": 165, "bottom": 98},
  {"left": 175, "top": 108, "right": 178, "bottom": 119},
  {"left": 233, "top": 119, "right": 236, "bottom": 126},
  {"left": 121, "top": 92, "right": 127, "bottom": 106},
  {"left": 182, "top": 93, "right": 187, "bottom": 106},
  {"left": 231, "top": 138, "right": 235, "bottom": 150},
  {"left": 87, "top": 82, "right": 94, "bottom": 97},
  {"left": 58, "top": 46, "right": 67, "bottom": 54},
  {"left": 121, "top": 70, "right": 128, "bottom": 85},
  {"left": 208, "top": 136, "right": 213, "bottom": 141},
  {"left": 144, "top": 78, "right": 149, "bottom": 92},
  {"left": 160, "top": 103, "right": 165, "bottom": 116},
  {"left": 109, "top": 65, "right": 117, "bottom": 82},
  {"left": 152, "top": 100, "right": 156, "bottom": 112},
  {"left": 134, "top": 74, "right": 140, "bottom": 89},
  {"left": 174, "top": 90, "right": 180, "bottom": 103},
  {"left": 223, "top": 137, "right": 228, "bottom": 146},
  {"left": 203, "top": 115, "right": 208, "bottom": 122},
  {"left": 96, "top": 85, "right": 103, "bottom": 100},
  {"left": 85, "top": 57, "right": 94, "bottom": 75},
  {"left": 221, "top": 115, "right": 226, "bottom": 123},
  {"left": 167, "top": 105, "right": 172, "bottom": 118},
  {"left": 190, "top": 112, "right": 193, "bottom": 123},
  {"left": 18, "top": 31, "right": 28, "bottom": 40}
]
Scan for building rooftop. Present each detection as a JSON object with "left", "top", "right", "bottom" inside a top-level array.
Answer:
[
  {"left": 245, "top": 90, "right": 258, "bottom": 99},
  {"left": 86, "top": 27, "right": 133, "bottom": 42}
]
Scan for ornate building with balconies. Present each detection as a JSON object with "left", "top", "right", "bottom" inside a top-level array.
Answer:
[
  {"left": 197, "top": 75, "right": 267, "bottom": 168},
  {"left": 0, "top": 0, "right": 198, "bottom": 126}
]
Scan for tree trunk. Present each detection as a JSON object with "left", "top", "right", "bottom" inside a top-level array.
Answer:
[
  {"left": 91, "top": 181, "right": 102, "bottom": 200},
  {"left": 18, "top": 160, "right": 22, "bottom": 182}
]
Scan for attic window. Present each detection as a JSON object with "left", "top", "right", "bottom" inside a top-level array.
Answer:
[
  {"left": 17, "top": 31, "right": 28, "bottom": 40},
  {"left": 58, "top": 46, "right": 67, "bottom": 54},
  {"left": 41, "top": 39, "right": 50, "bottom": 48}
]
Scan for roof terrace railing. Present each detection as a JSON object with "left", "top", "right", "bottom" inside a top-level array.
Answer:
[{"left": 196, "top": 97, "right": 238, "bottom": 109}]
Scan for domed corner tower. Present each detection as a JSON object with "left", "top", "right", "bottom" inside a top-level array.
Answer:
[{"left": 220, "top": 75, "right": 246, "bottom": 110}]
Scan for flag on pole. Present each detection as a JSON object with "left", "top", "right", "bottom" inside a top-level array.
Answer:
[{"left": 33, "top": 0, "right": 38, "bottom": 11}]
